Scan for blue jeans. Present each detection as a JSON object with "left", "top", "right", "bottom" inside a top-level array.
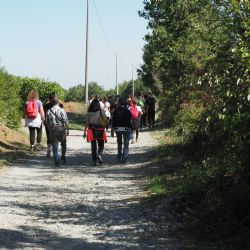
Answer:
[
  {"left": 116, "top": 131, "right": 130, "bottom": 161},
  {"left": 52, "top": 141, "right": 66, "bottom": 162}
]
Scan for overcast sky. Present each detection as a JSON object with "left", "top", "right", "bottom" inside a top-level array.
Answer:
[{"left": 0, "top": 0, "right": 148, "bottom": 90}]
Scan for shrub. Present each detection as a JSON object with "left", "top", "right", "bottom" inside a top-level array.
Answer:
[
  {"left": 18, "top": 77, "right": 65, "bottom": 103},
  {"left": 0, "top": 68, "right": 22, "bottom": 128},
  {"left": 175, "top": 104, "right": 204, "bottom": 141}
]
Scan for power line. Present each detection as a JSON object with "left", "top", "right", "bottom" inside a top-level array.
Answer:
[{"left": 92, "top": 0, "right": 114, "bottom": 55}]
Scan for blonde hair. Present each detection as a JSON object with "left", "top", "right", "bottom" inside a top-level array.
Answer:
[{"left": 27, "top": 90, "right": 39, "bottom": 101}]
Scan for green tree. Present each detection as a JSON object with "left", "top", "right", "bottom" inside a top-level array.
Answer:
[{"left": 19, "top": 77, "right": 65, "bottom": 103}]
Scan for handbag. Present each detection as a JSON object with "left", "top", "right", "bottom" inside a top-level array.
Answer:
[{"left": 99, "top": 110, "right": 106, "bottom": 128}]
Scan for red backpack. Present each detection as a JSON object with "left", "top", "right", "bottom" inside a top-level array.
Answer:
[
  {"left": 130, "top": 105, "right": 139, "bottom": 119},
  {"left": 26, "top": 100, "right": 39, "bottom": 118}
]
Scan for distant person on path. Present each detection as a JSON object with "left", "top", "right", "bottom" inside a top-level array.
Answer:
[
  {"left": 112, "top": 97, "right": 132, "bottom": 163},
  {"left": 25, "top": 90, "right": 45, "bottom": 151},
  {"left": 43, "top": 93, "right": 54, "bottom": 158},
  {"left": 147, "top": 94, "right": 156, "bottom": 128},
  {"left": 103, "top": 96, "right": 111, "bottom": 131},
  {"left": 46, "top": 95, "right": 69, "bottom": 167},
  {"left": 84, "top": 99, "right": 107, "bottom": 166},
  {"left": 138, "top": 94, "right": 145, "bottom": 129},
  {"left": 129, "top": 98, "right": 142, "bottom": 143},
  {"left": 143, "top": 94, "right": 149, "bottom": 128}
]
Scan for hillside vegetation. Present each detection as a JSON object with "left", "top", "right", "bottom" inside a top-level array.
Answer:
[{"left": 139, "top": 0, "right": 250, "bottom": 245}]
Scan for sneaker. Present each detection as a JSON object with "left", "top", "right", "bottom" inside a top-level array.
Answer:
[
  {"left": 116, "top": 155, "right": 122, "bottom": 161},
  {"left": 97, "top": 154, "right": 103, "bottom": 164},
  {"left": 30, "top": 145, "right": 35, "bottom": 152},
  {"left": 34, "top": 144, "right": 41, "bottom": 151},
  {"left": 61, "top": 157, "right": 67, "bottom": 164},
  {"left": 121, "top": 157, "right": 127, "bottom": 164},
  {"left": 55, "top": 161, "right": 60, "bottom": 167}
]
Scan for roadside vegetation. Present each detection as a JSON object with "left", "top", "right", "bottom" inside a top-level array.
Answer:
[
  {"left": 0, "top": 67, "right": 66, "bottom": 165},
  {"left": 140, "top": 0, "right": 250, "bottom": 247}
]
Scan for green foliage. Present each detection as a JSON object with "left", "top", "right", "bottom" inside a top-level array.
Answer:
[
  {"left": 65, "top": 84, "right": 85, "bottom": 102},
  {"left": 65, "top": 82, "right": 105, "bottom": 102},
  {"left": 19, "top": 77, "right": 65, "bottom": 103},
  {"left": 0, "top": 68, "right": 22, "bottom": 128},
  {"left": 0, "top": 68, "right": 65, "bottom": 128},
  {"left": 65, "top": 78, "right": 149, "bottom": 102},
  {"left": 148, "top": 175, "right": 167, "bottom": 196},
  {"left": 175, "top": 104, "right": 204, "bottom": 141},
  {"left": 140, "top": 0, "right": 250, "bottom": 241},
  {"left": 88, "top": 82, "right": 105, "bottom": 97},
  {"left": 118, "top": 78, "right": 149, "bottom": 97}
]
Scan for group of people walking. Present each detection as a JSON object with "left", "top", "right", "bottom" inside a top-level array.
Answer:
[
  {"left": 25, "top": 90, "right": 68, "bottom": 167},
  {"left": 24, "top": 90, "right": 156, "bottom": 167}
]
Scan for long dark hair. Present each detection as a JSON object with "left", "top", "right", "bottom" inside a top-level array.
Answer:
[{"left": 88, "top": 99, "right": 101, "bottom": 112}]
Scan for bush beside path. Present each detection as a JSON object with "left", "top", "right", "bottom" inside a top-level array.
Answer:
[{"left": 0, "top": 129, "right": 182, "bottom": 249}]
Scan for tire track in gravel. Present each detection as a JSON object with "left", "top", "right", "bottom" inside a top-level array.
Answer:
[{"left": 0, "top": 130, "right": 179, "bottom": 249}]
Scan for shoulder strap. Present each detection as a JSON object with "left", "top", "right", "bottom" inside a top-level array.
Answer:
[{"left": 49, "top": 108, "right": 64, "bottom": 126}]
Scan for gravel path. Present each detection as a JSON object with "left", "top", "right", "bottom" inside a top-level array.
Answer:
[{"left": 0, "top": 130, "right": 178, "bottom": 249}]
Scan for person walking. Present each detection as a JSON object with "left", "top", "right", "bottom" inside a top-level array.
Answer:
[
  {"left": 44, "top": 92, "right": 65, "bottom": 158},
  {"left": 43, "top": 93, "right": 54, "bottom": 157},
  {"left": 112, "top": 97, "right": 132, "bottom": 163},
  {"left": 147, "top": 94, "right": 156, "bottom": 128},
  {"left": 25, "top": 90, "right": 45, "bottom": 151},
  {"left": 103, "top": 96, "right": 111, "bottom": 131},
  {"left": 84, "top": 99, "right": 107, "bottom": 166},
  {"left": 129, "top": 98, "right": 142, "bottom": 143},
  {"left": 46, "top": 95, "right": 69, "bottom": 167}
]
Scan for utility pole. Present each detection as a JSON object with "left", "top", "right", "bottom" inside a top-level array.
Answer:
[
  {"left": 116, "top": 52, "right": 119, "bottom": 95},
  {"left": 132, "top": 64, "right": 134, "bottom": 96},
  {"left": 84, "top": 0, "right": 89, "bottom": 103}
]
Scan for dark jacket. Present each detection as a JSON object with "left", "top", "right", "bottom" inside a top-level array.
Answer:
[{"left": 112, "top": 105, "right": 132, "bottom": 129}]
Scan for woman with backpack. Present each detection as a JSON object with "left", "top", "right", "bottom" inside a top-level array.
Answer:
[
  {"left": 129, "top": 98, "right": 142, "bottom": 144},
  {"left": 83, "top": 99, "right": 107, "bottom": 166},
  {"left": 25, "top": 90, "right": 45, "bottom": 151}
]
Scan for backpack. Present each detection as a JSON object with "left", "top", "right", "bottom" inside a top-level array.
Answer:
[
  {"left": 26, "top": 100, "right": 39, "bottom": 118},
  {"left": 130, "top": 105, "right": 139, "bottom": 119}
]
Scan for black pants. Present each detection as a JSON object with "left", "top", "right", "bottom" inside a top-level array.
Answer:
[
  {"left": 45, "top": 124, "right": 50, "bottom": 145},
  {"left": 148, "top": 109, "right": 155, "bottom": 128},
  {"left": 91, "top": 140, "right": 104, "bottom": 162},
  {"left": 29, "top": 125, "right": 42, "bottom": 145}
]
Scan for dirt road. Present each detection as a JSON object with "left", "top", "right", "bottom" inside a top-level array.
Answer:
[{"left": 0, "top": 130, "right": 178, "bottom": 249}]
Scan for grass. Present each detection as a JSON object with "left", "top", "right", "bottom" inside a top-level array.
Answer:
[
  {"left": 0, "top": 159, "right": 8, "bottom": 169},
  {"left": 148, "top": 128, "right": 250, "bottom": 248},
  {"left": 148, "top": 175, "right": 167, "bottom": 196},
  {"left": 63, "top": 102, "right": 87, "bottom": 130},
  {"left": 146, "top": 128, "right": 184, "bottom": 196},
  {"left": 67, "top": 112, "right": 86, "bottom": 130}
]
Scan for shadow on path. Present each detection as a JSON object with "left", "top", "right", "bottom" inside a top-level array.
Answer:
[{"left": 0, "top": 135, "right": 181, "bottom": 249}]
